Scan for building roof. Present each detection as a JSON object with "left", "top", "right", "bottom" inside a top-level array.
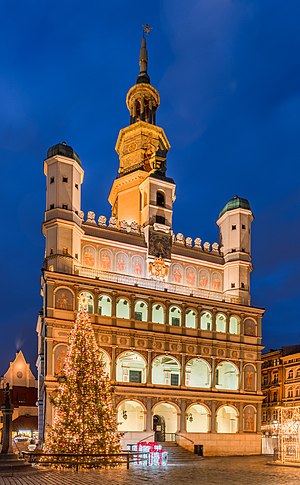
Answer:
[
  {"left": 219, "top": 195, "right": 251, "bottom": 218},
  {"left": 47, "top": 142, "right": 82, "bottom": 166}
]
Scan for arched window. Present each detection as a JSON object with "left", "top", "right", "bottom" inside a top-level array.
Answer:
[
  {"left": 296, "top": 368, "right": 300, "bottom": 378},
  {"left": 169, "top": 306, "right": 181, "bottom": 326},
  {"left": 116, "top": 298, "right": 130, "bottom": 319},
  {"left": 216, "top": 405, "right": 238, "bottom": 433},
  {"left": 98, "top": 295, "right": 112, "bottom": 317},
  {"left": 152, "top": 304, "right": 165, "bottom": 324},
  {"left": 287, "top": 387, "right": 293, "bottom": 398},
  {"left": 99, "top": 349, "right": 111, "bottom": 378},
  {"left": 216, "top": 361, "right": 239, "bottom": 390},
  {"left": 288, "top": 369, "right": 293, "bottom": 379},
  {"left": 117, "top": 400, "right": 145, "bottom": 432},
  {"left": 185, "top": 358, "right": 211, "bottom": 388},
  {"left": 216, "top": 313, "right": 226, "bottom": 332},
  {"left": 185, "top": 309, "right": 197, "bottom": 328},
  {"left": 200, "top": 312, "right": 212, "bottom": 331},
  {"left": 156, "top": 191, "right": 165, "bottom": 207},
  {"left": 229, "top": 315, "right": 240, "bottom": 334},
  {"left": 296, "top": 387, "right": 300, "bottom": 397},
  {"left": 152, "top": 355, "right": 181, "bottom": 386},
  {"left": 78, "top": 291, "right": 94, "bottom": 314},
  {"left": 134, "top": 300, "right": 148, "bottom": 322},
  {"left": 186, "top": 404, "right": 210, "bottom": 433},
  {"left": 116, "top": 351, "right": 147, "bottom": 384}
]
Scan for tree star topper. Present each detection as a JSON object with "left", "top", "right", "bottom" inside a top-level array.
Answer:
[{"left": 142, "top": 24, "right": 152, "bottom": 36}]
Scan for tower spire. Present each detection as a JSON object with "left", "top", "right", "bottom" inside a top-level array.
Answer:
[{"left": 136, "top": 25, "right": 151, "bottom": 84}]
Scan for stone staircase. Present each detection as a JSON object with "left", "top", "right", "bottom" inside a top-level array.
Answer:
[
  {"left": 0, "top": 453, "right": 32, "bottom": 472},
  {"left": 162, "top": 442, "right": 203, "bottom": 464}
]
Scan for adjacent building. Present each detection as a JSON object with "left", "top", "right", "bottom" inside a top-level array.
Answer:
[{"left": 36, "top": 36, "right": 264, "bottom": 455}]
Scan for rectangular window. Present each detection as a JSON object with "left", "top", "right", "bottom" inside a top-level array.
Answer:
[
  {"left": 129, "top": 370, "right": 142, "bottom": 383},
  {"left": 232, "top": 225, "right": 236, "bottom": 230},
  {"left": 75, "top": 183, "right": 79, "bottom": 189},
  {"left": 171, "top": 317, "right": 180, "bottom": 326},
  {"left": 63, "top": 177, "right": 68, "bottom": 183},
  {"left": 50, "top": 177, "right": 55, "bottom": 184},
  {"left": 49, "top": 204, "right": 54, "bottom": 210},
  {"left": 171, "top": 373, "right": 179, "bottom": 386},
  {"left": 62, "top": 204, "right": 68, "bottom": 209},
  {"left": 50, "top": 248, "right": 54, "bottom": 255},
  {"left": 242, "top": 224, "right": 246, "bottom": 229},
  {"left": 156, "top": 215, "right": 166, "bottom": 225},
  {"left": 231, "top": 283, "right": 235, "bottom": 288},
  {"left": 241, "top": 282, "right": 245, "bottom": 289},
  {"left": 135, "top": 312, "right": 143, "bottom": 321}
]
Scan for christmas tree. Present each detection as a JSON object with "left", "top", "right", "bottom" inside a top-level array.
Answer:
[{"left": 43, "top": 295, "right": 121, "bottom": 467}]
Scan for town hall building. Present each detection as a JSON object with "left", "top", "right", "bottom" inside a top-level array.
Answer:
[{"left": 36, "top": 35, "right": 264, "bottom": 455}]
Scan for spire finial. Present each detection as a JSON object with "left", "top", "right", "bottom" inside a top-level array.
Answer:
[{"left": 137, "top": 25, "right": 152, "bottom": 84}]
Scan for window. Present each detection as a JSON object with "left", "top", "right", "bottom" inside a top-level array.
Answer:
[
  {"left": 129, "top": 370, "right": 142, "bottom": 383},
  {"left": 296, "top": 387, "right": 300, "bottom": 397},
  {"left": 185, "top": 309, "right": 196, "bottom": 329},
  {"left": 62, "top": 204, "right": 68, "bottom": 209},
  {"left": 50, "top": 177, "right": 55, "bottom": 184},
  {"left": 98, "top": 295, "right": 112, "bottom": 317},
  {"left": 171, "top": 374, "right": 179, "bottom": 386},
  {"left": 200, "top": 312, "right": 212, "bottom": 331},
  {"left": 116, "top": 298, "right": 130, "bottom": 319},
  {"left": 273, "top": 410, "right": 278, "bottom": 421},
  {"left": 216, "top": 313, "right": 226, "bottom": 333},
  {"left": 241, "top": 282, "right": 245, "bottom": 289},
  {"left": 134, "top": 301, "right": 148, "bottom": 322},
  {"left": 78, "top": 291, "right": 94, "bottom": 314},
  {"left": 156, "top": 191, "right": 165, "bottom": 207},
  {"left": 152, "top": 304, "right": 164, "bottom": 324},
  {"left": 50, "top": 204, "right": 54, "bottom": 210},
  {"left": 263, "top": 376, "right": 268, "bottom": 385},
  {"left": 50, "top": 248, "right": 54, "bottom": 255},
  {"left": 287, "top": 388, "right": 293, "bottom": 398},
  {"left": 75, "top": 183, "right": 79, "bottom": 189},
  {"left": 242, "top": 224, "right": 246, "bottom": 229},
  {"left": 156, "top": 215, "right": 166, "bottom": 225},
  {"left": 273, "top": 374, "right": 278, "bottom": 383},
  {"left": 229, "top": 315, "right": 240, "bottom": 335},
  {"left": 231, "top": 283, "right": 235, "bottom": 288},
  {"left": 288, "top": 370, "right": 293, "bottom": 379},
  {"left": 232, "top": 225, "right": 236, "bottom": 230},
  {"left": 63, "top": 177, "right": 68, "bottom": 183},
  {"left": 169, "top": 306, "right": 181, "bottom": 326},
  {"left": 273, "top": 391, "right": 278, "bottom": 402},
  {"left": 63, "top": 247, "right": 68, "bottom": 254}
]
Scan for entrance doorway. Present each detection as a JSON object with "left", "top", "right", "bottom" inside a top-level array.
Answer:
[{"left": 153, "top": 415, "right": 165, "bottom": 442}]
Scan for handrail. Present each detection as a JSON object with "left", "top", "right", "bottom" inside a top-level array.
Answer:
[
  {"left": 175, "top": 433, "right": 194, "bottom": 445},
  {"left": 137, "top": 433, "right": 155, "bottom": 444}
]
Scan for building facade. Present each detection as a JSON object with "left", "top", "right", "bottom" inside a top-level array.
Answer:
[
  {"left": 261, "top": 345, "right": 300, "bottom": 453},
  {"left": 37, "top": 36, "right": 264, "bottom": 456},
  {"left": 0, "top": 351, "right": 38, "bottom": 439}
]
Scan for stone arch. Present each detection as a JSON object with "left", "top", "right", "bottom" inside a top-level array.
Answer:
[
  {"left": 116, "top": 297, "right": 130, "bottom": 319},
  {"left": 98, "top": 294, "right": 112, "bottom": 317},
  {"left": 78, "top": 290, "right": 94, "bottom": 314},
  {"left": 152, "top": 355, "right": 181, "bottom": 386},
  {"left": 134, "top": 300, "right": 148, "bottom": 322},
  {"left": 152, "top": 401, "right": 179, "bottom": 437},
  {"left": 117, "top": 399, "right": 146, "bottom": 432},
  {"left": 243, "top": 405, "right": 256, "bottom": 432},
  {"left": 55, "top": 287, "right": 74, "bottom": 310},
  {"left": 116, "top": 350, "right": 147, "bottom": 384},
  {"left": 186, "top": 403, "right": 211, "bottom": 433},
  {"left": 200, "top": 311, "right": 212, "bottom": 331},
  {"left": 169, "top": 305, "right": 181, "bottom": 326},
  {"left": 185, "top": 308, "right": 197, "bottom": 328},
  {"left": 216, "top": 405, "right": 239, "bottom": 433},
  {"left": 82, "top": 245, "right": 96, "bottom": 268},
  {"left": 243, "top": 363, "right": 256, "bottom": 391},
  {"left": 216, "top": 361, "right": 239, "bottom": 390},
  {"left": 152, "top": 303, "right": 165, "bottom": 324},
  {"left": 185, "top": 358, "right": 211, "bottom": 388},
  {"left": 53, "top": 344, "right": 68, "bottom": 375}
]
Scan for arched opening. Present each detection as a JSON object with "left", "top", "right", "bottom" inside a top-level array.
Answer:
[
  {"left": 134, "top": 300, "right": 148, "bottom": 322},
  {"left": 216, "top": 405, "right": 238, "bottom": 433},
  {"left": 243, "top": 405, "right": 256, "bottom": 432},
  {"left": 200, "top": 312, "right": 212, "bottom": 331},
  {"left": 78, "top": 291, "right": 94, "bottom": 314},
  {"left": 185, "top": 309, "right": 196, "bottom": 328},
  {"left": 53, "top": 344, "right": 68, "bottom": 376},
  {"left": 244, "top": 318, "right": 257, "bottom": 336},
  {"left": 243, "top": 364, "right": 256, "bottom": 391},
  {"left": 216, "top": 313, "right": 226, "bottom": 332},
  {"left": 98, "top": 295, "right": 112, "bottom": 317},
  {"left": 185, "top": 358, "right": 211, "bottom": 388},
  {"left": 116, "top": 351, "right": 146, "bottom": 384},
  {"left": 152, "top": 355, "right": 180, "bottom": 386},
  {"left": 99, "top": 349, "right": 111, "bottom": 378},
  {"left": 117, "top": 400, "right": 145, "bottom": 432},
  {"left": 152, "top": 303, "right": 165, "bottom": 324},
  {"left": 116, "top": 298, "right": 130, "bottom": 319},
  {"left": 156, "top": 191, "right": 165, "bottom": 207},
  {"left": 135, "top": 99, "right": 141, "bottom": 121},
  {"left": 169, "top": 306, "right": 181, "bottom": 326},
  {"left": 216, "top": 361, "right": 239, "bottom": 390},
  {"left": 152, "top": 402, "right": 178, "bottom": 440},
  {"left": 186, "top": 404, "right": 210, "bottom": 433},
  {"left": 55, "top": 288, "right": 73, "bottom": 310},
  {"left": 229, "top": 315, "right": 240, "bottom": 334}
]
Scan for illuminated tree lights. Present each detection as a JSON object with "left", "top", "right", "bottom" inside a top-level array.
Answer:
[{"left": 43, "top": 305, "right": 121, "bottom": 468}]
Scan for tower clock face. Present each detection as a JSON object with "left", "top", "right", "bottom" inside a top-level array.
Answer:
[{"left": 148, "top": 229, "right": 172, "bottom": 259}]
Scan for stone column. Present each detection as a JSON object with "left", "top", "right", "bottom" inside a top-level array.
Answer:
[
  {"left": 211, "top": 358, "right": 216, "bottom": 388},
  {"left": 146, "top": 398, "right": 152, "bottom": 432},
  {"left": 1, "top": 385, "right": 14, "bottom": 454},
  {"left": 239, "top": 360, "right": 244, "bottom": 391},
  {"left": 257, "top": 403, "right": 262, "bottom": 433},
  {"left": 147, "top": 350, "right": 152, "bottom": 384},
  {"left": 181, "top": 354, "right": 186, "bottom": 387},
  {"left": 111, "top": 346, "right": 116, "bottom": 381},
  {"left": 180, "top": 399, "right": 186, "bottom": 432},
  {"left": 210, "top": 401, "right": 216, "bottom": 433},
  {"left": 181, "top": 303, "right": 186, "bottom": 328}
]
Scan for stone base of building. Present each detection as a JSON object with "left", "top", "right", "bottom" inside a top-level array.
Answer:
[{"left": 177, "top": 432, "right": 262, "bottom": 456}]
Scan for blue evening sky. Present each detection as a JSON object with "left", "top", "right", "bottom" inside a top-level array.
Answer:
[{"left": 0, "top": 0, "right": 299, "bottom": 375}]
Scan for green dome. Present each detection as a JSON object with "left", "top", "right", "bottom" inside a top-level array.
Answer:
[
  {"left": 47, "top": 142, "right": 82, "bottom": 166},
  {"left": 219, "top": 195, "right": 251, "bottom": 218}
]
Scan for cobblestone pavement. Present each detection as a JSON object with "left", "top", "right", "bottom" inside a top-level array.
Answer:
[{"left": 1, "top": 456, "right": 300, "bottom": 485}]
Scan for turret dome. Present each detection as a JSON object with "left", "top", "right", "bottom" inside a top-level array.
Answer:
[{"left": 219, "top": 195, "right": 251, "bottom": 218}]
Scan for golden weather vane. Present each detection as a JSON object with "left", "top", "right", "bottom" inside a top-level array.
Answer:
[{"left": 142, "top": 24, "right": 152, "bottom": 36}]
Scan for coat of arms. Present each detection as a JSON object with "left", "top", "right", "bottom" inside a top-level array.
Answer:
[{"left": 148, "top": 257, "right": 169, "bottom": 280}]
